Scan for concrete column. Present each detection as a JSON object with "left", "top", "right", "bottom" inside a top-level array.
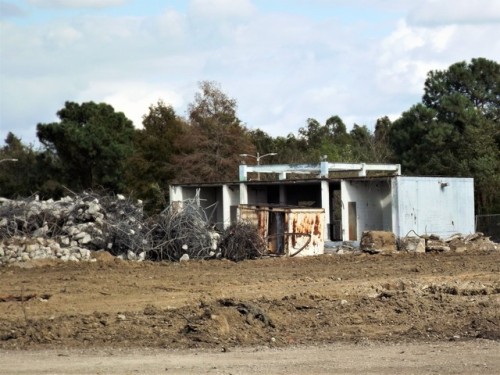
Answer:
[
  {"left": 321, "top": 180, "right": 331, "bottom": 241},
  {"left": 359, "top": 163, "right": 366, "bottom": 177},
  {"left": 239, "top": 183, "right": 248, "bottom": 205},
  {"left": 169, "top": 185, "right": 183, "bottom": 203},
  {"left": 320, "top": 161, "right": 329, "bottom": 177},
  {"left": 239, "top": 164, "right": 248, "bottom": 181},
  {"left": 391, "top": 177, "right": 400, "bottom": 238},
  {"left": 340, "top": 180, "right": 348, "bottom": 241},
  {"left": 279, "top": 172, "right": 287, "bottom": 180},
  {"left": 222, "top": 185, "right": 231, "bottom": 229}
]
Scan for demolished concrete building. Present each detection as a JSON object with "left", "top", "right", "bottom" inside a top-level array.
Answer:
[{"left": 169, "top": 160, "right": 475, "bottom": 244}]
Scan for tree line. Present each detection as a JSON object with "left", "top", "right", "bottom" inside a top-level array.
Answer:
[{"left": 1, "top": 58, "right": 498, "bottom": 214}]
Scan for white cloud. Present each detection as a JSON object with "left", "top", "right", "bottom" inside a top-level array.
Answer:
[
  {"left": 430, "top": 26, "right": 456, "bottom": 52},
  {"left": 189, "top": 0, "right": 256, "bottom": 20},
  {"left": 79, "top": 81, "right": 187, "bottom": 128},
  {"left": 380, "top": 20, "right": 426, "bottom": 53},
  {"left": 28, "top": 0, "right": 125, "bottom": 8},
  {"left": 45, "top": 24, "right": 82, "bottom": 47},
  {"left": 0, "top": 74, "right": 82, "bottom": 146},
  {"left": 149, "top": 9, "right": 187, "bottom": 40},
  {"left": 1, "top": 0, "right": 499, "bottom": 147},
  {"left": 375, "top": 14, "right": 500, "bottom": 99},
  {"left": 376, "top": 21, "right": 457, "bottom": 95},
  {"left": 0, "top": 1, "right": 26, "bottom": 18},
  {"left": 408, "top": 0, "right": 500, "bottom": 26},
  {"left": 376, "top": 58, "right": 441, "bottom": 95}
]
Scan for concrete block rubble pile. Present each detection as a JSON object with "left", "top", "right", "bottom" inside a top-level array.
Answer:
[
  {"left": 359, "top": 230, "right": 498, "bottom": 254},
  {"left": 0, "top": 193, "right": 265, "bottom": 265},
  {"left": 0, "top": 193, "right": 147, "bottom": 265}
]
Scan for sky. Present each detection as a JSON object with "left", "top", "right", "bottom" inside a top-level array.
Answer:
[{"left": 1, "top": 0, "right": 499, "bottom": 147}]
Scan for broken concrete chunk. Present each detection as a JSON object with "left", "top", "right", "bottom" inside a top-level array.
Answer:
[
  {"left": 360, "top": 231, "right": 396, "bottom": 254},
  {"left": 464, "top": 232, "right": 483, "bottom": 242},
  {"left": 399, "top": 237, "right": 426, "bottom": 253},
  {"left": 78, "top": 233, "right": 92, "bottom": 245},
  {"left": 426, "top": 239, "right": 451, "bottom": 252},
  {"left": 87, "top": 202, "right": 101, "bottom": 215},
  {"left": 444, "top": 233, "right": 463, "bottom": 242}
]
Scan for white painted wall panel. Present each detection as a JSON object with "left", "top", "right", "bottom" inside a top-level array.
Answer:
[
  {"left": 393, "top": 177, "right": 474, "bottom": 238},
  {"left": 340, "top": 180, "right": 349, "bottom": 241},
  {"left": 169, "top": 185, "right": 183, "bottom": 202},
  {"left": 341, "top": 179, "right": 392, "bottom": 241}
]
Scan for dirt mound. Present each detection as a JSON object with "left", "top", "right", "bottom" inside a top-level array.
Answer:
[{"left": 0, "top": 252, "right": 499, "bottom": 350}]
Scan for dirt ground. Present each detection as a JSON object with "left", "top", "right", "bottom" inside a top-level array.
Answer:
[
  {"left": 1, "top": 249, "right": 499, "bottom": 373},
  {"left": 2, "top": 340, "right": 500, "bottom": 375}
]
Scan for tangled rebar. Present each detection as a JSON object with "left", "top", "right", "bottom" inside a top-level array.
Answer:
[
  {"left": 147, "top": 201, "right": 217, "bottom": 261},
  {"left": 219, "top": 221, "right": 268, "bottom": 261}
]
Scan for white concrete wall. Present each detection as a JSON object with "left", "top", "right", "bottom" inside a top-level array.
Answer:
[
  {"left": 227, "top": 185, "right": 241, "bottom": 207},
  {"left": 341, "top": 179, "right": 392, "bottom": 241},
  {"left": 393, "top": 177, "right": 474, "bottom": 238},
  {"left": 171, "top": 175, "right": 474, "bottom": 242},
  {"left": 169, "top": 185, "right": 184, "bottom": 202},
  {"left": 171, "top": 186, "right": 222, "bottom": 227},
  {"left": 224, "top": 184, "right": 241, "bottom": 227},
  {"left": 176, "top": 187, "right": 198, "bottom": 201},
  {"left": 321, "top": 180, "right": 331, "bottom": 240}
]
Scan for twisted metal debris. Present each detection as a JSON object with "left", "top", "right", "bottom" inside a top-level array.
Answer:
[
  {"left": 147, "top": 201, "right": 218, "bottom": 261},
  {"left": 219, "top": 221, "right": 268, "bottom": 261}
]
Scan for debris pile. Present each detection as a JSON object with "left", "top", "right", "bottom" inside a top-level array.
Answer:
[
  {"left": 0, "top": 237, "right": 92, "bottom": 264},
  {"left": 398, "top": 232, "right": 498, "bottom": 253},
  {"left": 147, "top": 202, "right": 219, "bottom": 261},
  {"left": 0, "top": 192, "right": 267, "bottom": 264},
  {"left": 218, "top": 221, "right": 268, "bottom": 261},
  {"left": 360, "top": 231, "right": 397, "bottom": 254},
  {"left": 0, "top": 193, "right": 145, "bottom": 251},
  {"left": 0, "top": 193, "right": 146, "bottom": 265},
  {"left": 345, "top": 231, "right": 498, "bottom": 255}
]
